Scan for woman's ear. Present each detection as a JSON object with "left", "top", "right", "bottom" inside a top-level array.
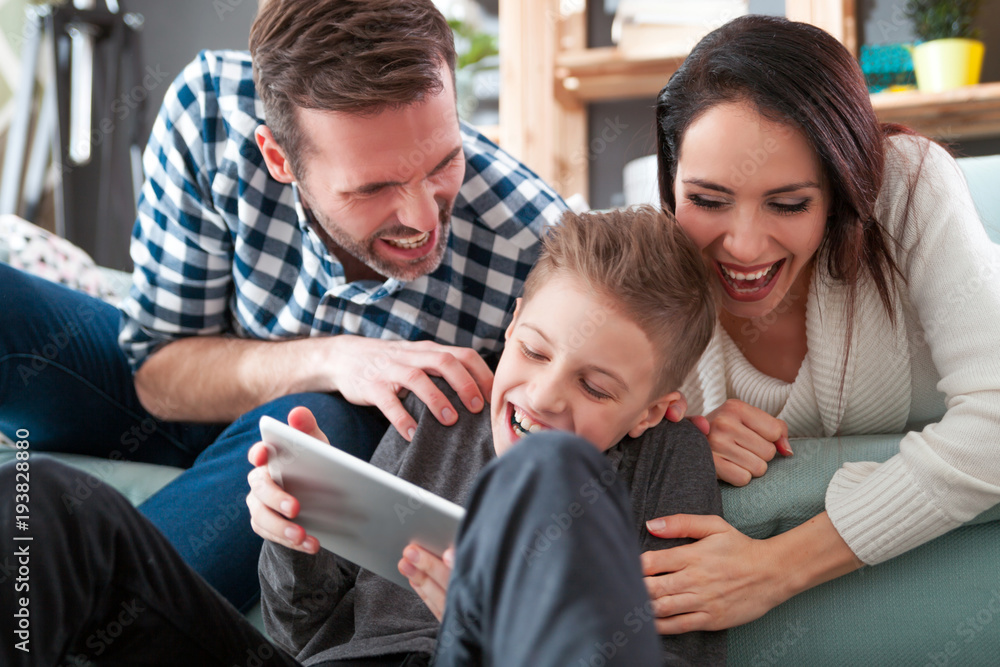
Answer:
[
  {"left": 255, "top": 126, "right": 296, "bottom": 184},
  {"left": 628, "top": 390, "right": 682, "bottom": 438}
]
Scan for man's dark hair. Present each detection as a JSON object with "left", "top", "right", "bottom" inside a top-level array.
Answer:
[{"left": 250, "top": 0, "right": 457, "bottom": 175}]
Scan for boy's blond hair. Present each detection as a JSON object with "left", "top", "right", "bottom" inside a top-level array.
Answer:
[{"left": 523, "top": 205, "right": 716, "bottom": 397}]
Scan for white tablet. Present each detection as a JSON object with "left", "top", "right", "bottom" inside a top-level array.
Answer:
[{"left": 259, "top": 416, "right": 466, "bottom": 589}]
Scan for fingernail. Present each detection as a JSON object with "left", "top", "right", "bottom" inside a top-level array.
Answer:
[
  {"left": 444, "top": 548, "right": 455, "bottom": 567},
  {"left": 471, "top": 397, "right": 483, "bottom": 411},
  {"left": 407, "top": 427, "right": 416, "bottom": 440},
  {"left": 405, "top": 548, "right": 420, "bottom": 564},
  {"left": 779, "top": 437, "right": 793, "bottom": 456},
  {"left": 284, "top": 526, "right": 298, "bottom": 541},
  {"left": 442, "top": 407, "right": 455, "bottom": 422},
  {"left": 280, "top": 501, "right": 293, "bottom": 515},
  {"left": 646, "top": 518, "right": 665, "bottom": 532}
]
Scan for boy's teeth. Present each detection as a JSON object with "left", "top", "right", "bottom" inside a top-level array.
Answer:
[
  {"left": 385, "top": 232, "right": 430, "bottom": 249},
  {"left": 512, "top": 407, "right": 546, "bottom": 435}
]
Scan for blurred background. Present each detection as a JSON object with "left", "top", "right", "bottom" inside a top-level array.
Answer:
[{"left": 0, "top": 0, "right": 996, "bottom": 271}]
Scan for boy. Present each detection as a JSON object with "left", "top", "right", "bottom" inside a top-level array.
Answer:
[
  {"left": 248, "top": 206, "right": 724, "bottom": 665},
  {"left": 0, "top": 206, "right": 721, "bottom": 666}
]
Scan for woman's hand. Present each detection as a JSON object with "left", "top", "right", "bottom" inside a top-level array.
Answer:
[
  {"left": 641, "top": 512, "right": 863, "bottom": 633},
  {"left": 640, "top": 514, "right": 789, "bottom": 632},
  {"left": 245, "top": 406, "right": 324, "bottom": 554},
  {"left": 398, "top": 543, "right": 455, "bottom": 621},
  {"left": 661, "top": 393, "right": 711, "bottom": 435},
  {"left": 705, "top": 399, "right": 792, "bottom": 485}
]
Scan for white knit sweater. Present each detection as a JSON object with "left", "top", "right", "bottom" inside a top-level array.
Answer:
[{"left": 680, "top": 134, "right": 1000, "bottom": 564}]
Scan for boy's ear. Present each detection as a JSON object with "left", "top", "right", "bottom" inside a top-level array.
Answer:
[
  {"left": 504, "top": 298, "right": 523, "bottom": 341},
  {"left": 255, "top": 126, "right": 296, "bottom": 184},
  {"left": 627, "top": 390, "right": 682, "bottom": 438}
]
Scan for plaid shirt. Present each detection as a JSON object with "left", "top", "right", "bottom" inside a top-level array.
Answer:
[{"left": 119, "top": 50, "right": 567, "bottom": 370}]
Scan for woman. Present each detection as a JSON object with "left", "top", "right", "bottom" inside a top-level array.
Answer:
[{"left": 644, "top": 15, "right": 1000, "bottom": 632}]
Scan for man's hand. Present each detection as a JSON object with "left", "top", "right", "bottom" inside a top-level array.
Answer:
[
  {"left": 330, "top": 337, "right": 493, "bottom": 441},
  {"left": 246, "top": 406, "right": 325, "bottom": 554},
  {"left": 398, "top": 543, "right": 454, "bottom": 621},
  {"left": 703, "top": 399, "right": 792, "bottom": 486}
]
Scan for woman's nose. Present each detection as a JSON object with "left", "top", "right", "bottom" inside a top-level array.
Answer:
[{"left": 721, "top": 209, "right": 768, "bottom": 263}]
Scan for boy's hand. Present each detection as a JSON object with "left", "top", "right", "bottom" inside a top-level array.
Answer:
[
  {"left": 704, "top": 399, "right": 792, "bottom": 486},
  {"left": 398, "top": 543, "right": 455, "bottom": 621},
  {"left": 246, "top": 406, "right": 324, "bottom": 554}
]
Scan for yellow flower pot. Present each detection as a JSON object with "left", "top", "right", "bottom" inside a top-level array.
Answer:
[{"left": 911, "top": 38, "right": 985, "bottom": 93}]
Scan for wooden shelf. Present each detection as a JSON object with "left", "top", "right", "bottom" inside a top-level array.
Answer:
[
  {"left": 870, "top": 82, "right": 1000, "bottom": 141},
  {"left": 499, "top": 0, "right": 1000, "bottom": 203},
  {"left": 554, "top": 46, "right": 1000, "bottom": 142},
  {"left": 555, "top": 47, "right": 685, "bottom": 102}
]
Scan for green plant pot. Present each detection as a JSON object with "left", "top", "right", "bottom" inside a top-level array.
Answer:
[{"left": 911, "top": 38, "right": 985, "bottom": 93}]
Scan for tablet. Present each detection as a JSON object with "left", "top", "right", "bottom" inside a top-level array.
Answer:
[{"left": 259, "top": 416, "right": 466, "bottom": 589}]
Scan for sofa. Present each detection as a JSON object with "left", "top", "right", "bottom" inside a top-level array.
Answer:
[{"left": 2, "top": 154, "right": 999, "bottom": 663}]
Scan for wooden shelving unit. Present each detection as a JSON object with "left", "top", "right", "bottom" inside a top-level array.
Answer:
[
  {"left": 871, "top": 82, "right": 1000, "bottom": 141},
  {"left": 554, "top": 48, "right": 686, "bottom": 103},
  {"left": 498, "top": 0, "right": 1000, "bottom": 201}
]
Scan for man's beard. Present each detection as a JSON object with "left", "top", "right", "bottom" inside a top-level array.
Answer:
[{"left": 306, "top": 200, "right": 452, "bottom": 283}]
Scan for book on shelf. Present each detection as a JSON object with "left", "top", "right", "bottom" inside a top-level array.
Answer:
[{"left": 612, "top": 0, "right": 748, "bottom": 58}]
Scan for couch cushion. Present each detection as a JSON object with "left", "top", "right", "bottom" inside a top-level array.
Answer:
[
  {"left": 958, "top": 154, "right": 1000, "bottom": 243},
  {"left": 723, "top": 434, "right": 1000, "bottom": 665}
]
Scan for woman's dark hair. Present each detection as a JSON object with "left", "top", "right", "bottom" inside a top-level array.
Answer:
[{"left": 656, "top": 15, "right": 907, "bottom": 328}]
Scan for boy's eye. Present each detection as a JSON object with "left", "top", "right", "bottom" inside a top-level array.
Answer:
[
  {"left": 687, "top": 194, "right": 726, "bottom": 210},
  {"left": 581, "top": 380, "right": 612, "bottom": 401},
  {"left": 520, "top": 343, "right": 545, "bottom": 361}
]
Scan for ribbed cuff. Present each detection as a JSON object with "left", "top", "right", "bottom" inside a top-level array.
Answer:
[{"left": 825, "top": 456, "right": 959, "bottom": 565}]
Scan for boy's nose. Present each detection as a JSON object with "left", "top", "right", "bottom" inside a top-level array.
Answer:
[{"left": 525, "top": 373, "right": 567, "bottom": 417}]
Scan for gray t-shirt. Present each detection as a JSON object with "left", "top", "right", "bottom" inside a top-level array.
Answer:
[{"left": 260, "top": 385, "right": 725, "bottom": 665}]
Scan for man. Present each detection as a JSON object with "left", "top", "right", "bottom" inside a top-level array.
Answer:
[{"left": 0, "top": 0, "right": 565, "bottom": 610}]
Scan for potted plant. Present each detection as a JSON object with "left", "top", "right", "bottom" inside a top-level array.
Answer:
[{"left": 906, "top": 0, "right": 985, "bottom": 92}]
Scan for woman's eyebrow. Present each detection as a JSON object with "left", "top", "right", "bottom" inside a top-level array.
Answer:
[
  {"left": 682, "top": 178, "right": 820, "bottom": 197},
  {"left": 683, "top": 178, "right": 733, "bottom": 194},
  {"left": 763, "top": 181, "right": 820, "bottom": 196}
]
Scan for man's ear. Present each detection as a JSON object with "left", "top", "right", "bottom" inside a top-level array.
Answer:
[
  {"left": 504, "top": 298, "right": 522, "bottom": 341},
  {"left": 627, "top": 390, "right": 682, "bottom": 438},
  {"left": 255, "top": 126, "right": 296, "bottom": 184}
]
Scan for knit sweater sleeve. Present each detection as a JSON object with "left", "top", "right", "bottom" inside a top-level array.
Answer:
[{"left": 824, "top": 135, "right": 1000, "bottom": 564}]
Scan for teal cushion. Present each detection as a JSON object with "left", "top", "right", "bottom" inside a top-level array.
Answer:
[
  {"left": 722, "top": 435, "right": 1000, "bottom": 665},
  {"left": 722, "top": 434, "right": 1000, "bottom": 539},
  {"left": 0, "top": 450, "right": 184, "bottom": 506},
  {"left": 958, "top": 154, "right": 1000, "bottom": 244}
]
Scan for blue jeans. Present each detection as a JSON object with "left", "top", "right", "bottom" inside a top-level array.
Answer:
[{"left": 0, "top": 264, "right": 388, "bottom": 611}]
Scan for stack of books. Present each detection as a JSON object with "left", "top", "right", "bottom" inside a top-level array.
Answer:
[{"left": 611, "top": 0, "right": 749, "bottom": 58}]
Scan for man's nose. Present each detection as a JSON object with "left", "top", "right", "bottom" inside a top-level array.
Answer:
[{"left": 396, "top": 181, "right": 439, "bottom": 233}]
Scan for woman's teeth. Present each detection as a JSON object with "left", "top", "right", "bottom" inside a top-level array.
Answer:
[
  {"left": 511, "top": 407, "right": 546, "bottom": 436},
  {"left": 721, "top": 264, "right": 773, "bottom": 281},
  {"left": 385, "top": 232, "right": 431, "bottom": 249}
]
